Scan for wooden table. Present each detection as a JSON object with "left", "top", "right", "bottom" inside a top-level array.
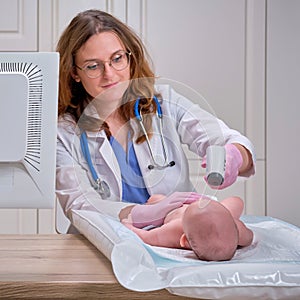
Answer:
[{"left": 0, "top": 234, "right": 191, "bottom": 299}]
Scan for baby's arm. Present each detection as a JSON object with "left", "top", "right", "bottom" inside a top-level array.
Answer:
[
  {"left": 221, "top": 196, "right": 253, "bottom": 246},
  {"left": 220, "top": 196, "right": 244, "bottom": 219},
  {"left": 123, "top": 219, "right": 183, "bottom": 248},
  {"left": 235, "top": 219, "right": 254, "bottom": 247}
]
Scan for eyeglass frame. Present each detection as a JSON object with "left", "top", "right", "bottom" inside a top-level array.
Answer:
[{"left": 74, "top": 50, "right": 132, "bottom": 78}]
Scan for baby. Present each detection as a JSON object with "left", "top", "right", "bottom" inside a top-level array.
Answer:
[{"left": 119, "top": 192, "right": 253, "bottom": 261}]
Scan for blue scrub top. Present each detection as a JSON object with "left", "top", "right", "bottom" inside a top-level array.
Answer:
[{"left": 110, "top": 136, "right": 149, "bottom": 204}]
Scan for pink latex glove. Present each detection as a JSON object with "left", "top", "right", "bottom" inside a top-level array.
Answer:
[
  {"left": 202, "top": 144, "right": 243, "bottom": 189},
  {"left": 130, "top": 192, "right": 201, "bottom": 228}
]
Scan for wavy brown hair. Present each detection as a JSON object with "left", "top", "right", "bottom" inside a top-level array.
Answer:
[{"left": 56, "top": 9, "right": 158, "bottom": 142}]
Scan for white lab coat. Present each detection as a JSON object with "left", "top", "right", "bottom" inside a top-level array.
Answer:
[{"left": 56, "top": 84, "right": 255, "bottom": 219}]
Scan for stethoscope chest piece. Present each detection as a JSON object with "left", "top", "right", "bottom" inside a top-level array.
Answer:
[{"left": 95, "top": 179, "right": 111, "bottom": 199}]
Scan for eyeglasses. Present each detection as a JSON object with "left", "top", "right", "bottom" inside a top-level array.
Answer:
[{"left": 75, "top": 50, "right": 131, "bottom": 78}]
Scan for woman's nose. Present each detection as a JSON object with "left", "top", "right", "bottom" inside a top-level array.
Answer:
[{"left": 102, "top": 62, "right": 114, "bottom": 78}]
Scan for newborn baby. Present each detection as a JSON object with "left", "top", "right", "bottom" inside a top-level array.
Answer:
[{"left": 119, "top": 193, "right": 253, "bottom": 261}]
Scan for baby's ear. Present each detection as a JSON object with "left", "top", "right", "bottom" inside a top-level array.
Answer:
[{"left": 180, "top": 233, "right": 191, "bottom": 249}]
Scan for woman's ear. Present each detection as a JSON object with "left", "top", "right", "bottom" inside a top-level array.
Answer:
[
  {"left": 74, "top": 76, "right": 81, "bottom": 82},
  {"left": 71, "top": 67, "right": 81, "bottom": 82},
  {"left": 180, "top": 233, "right": 191, "bottom": 249}
]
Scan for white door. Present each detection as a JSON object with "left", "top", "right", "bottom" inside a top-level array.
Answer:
[{"left": 0, "top": 0, "right": 37, "bottom": 51}]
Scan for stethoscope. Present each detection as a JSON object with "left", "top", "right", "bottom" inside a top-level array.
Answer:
[
  {"left": 80, "top": 131, "right": 111, "bottom": 199},
  {"left": 80, "top": 96, "right": 175, "bottom": 199},
  {"left": 134, "top": 96, "right": 175, "bottom": 170}
]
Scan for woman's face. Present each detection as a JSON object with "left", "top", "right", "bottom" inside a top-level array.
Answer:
[{"left": 74, "top": 31, "right": 131, "bottom": 105}]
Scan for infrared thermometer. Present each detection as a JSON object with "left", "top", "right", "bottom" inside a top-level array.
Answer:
[{"left": 205, "top": 145, "right": 226, "bottom": 187}]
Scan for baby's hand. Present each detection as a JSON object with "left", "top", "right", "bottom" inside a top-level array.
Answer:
[
  {"left": 119, "top": 205, "right": 135, "bottom": 221},
  {"left": 121, "top": 213, "right": 133, "bottom": 225}
]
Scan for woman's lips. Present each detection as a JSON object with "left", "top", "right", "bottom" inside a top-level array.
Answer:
[{"left": 101, "top": 82, "right": 118, "bottom": 89}]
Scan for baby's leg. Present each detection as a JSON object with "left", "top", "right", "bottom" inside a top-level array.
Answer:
[{"left": 220, "top": 196, "right": 244, "bottom": 219}]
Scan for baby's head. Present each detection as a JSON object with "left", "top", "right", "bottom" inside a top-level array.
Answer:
[{"left": 180, "top": 198, "right": 238, "bottom": 261}]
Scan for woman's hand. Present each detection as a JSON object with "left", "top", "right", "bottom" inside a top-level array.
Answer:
[
  {"left": 202, "top": 144, "right": 243, "bottom": 189},
  {"left": 130, "top": 192, "right": 201, "bottom": 228}
]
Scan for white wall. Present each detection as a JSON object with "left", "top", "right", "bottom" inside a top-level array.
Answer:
[{"left": 266, "top": 0, "right": 300, "bottom": 227}]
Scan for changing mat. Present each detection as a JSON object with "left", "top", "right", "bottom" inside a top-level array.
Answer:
[{"left": 71, "top": 209, "right": 300, "bottom": 300}]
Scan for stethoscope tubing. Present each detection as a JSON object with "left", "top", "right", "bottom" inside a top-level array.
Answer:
[
  {"left": 134, "top": 95, "right": 162, "bottom": 120},
  {"left": 80, "top": 131, "right": 98, "bottom": 182}
]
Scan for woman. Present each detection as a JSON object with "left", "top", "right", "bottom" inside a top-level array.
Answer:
[{"left": 56, "top": 9, "right": 255, "bottom": 223}]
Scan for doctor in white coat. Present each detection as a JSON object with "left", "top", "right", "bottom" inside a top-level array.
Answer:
[{"left": 55, "top": 9, "right": 255, "bottom": 223}]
